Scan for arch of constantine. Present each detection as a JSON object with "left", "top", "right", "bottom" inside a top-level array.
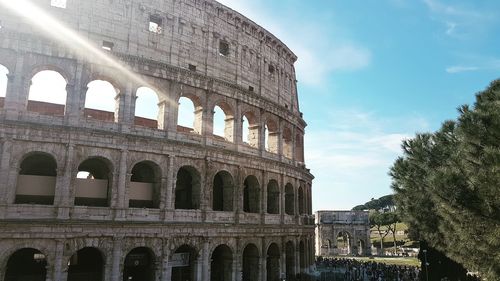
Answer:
[{"left": 0, "top": 0, "right": 314, "bottom": 280}]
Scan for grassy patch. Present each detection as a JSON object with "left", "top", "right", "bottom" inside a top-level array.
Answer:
[{"left": 352, "top": 256, "right": 420, "bottom": 267}]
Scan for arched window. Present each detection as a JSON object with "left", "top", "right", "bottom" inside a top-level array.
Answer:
[
  {"left": 84, "top": 80, "right": 118, "bottom": 122},
  {"left": 177, "top": 96, "right": 202, "bottom": 134},
  {"left": 75, "top": 157, "right": 111, "bottom": 207},
  {"left": 27, "top": 70, "right": 67, "bottom": 116},
  {"left": 242, "top": 244, "right": 260, "bottom": 281},
  {"left": 266, "top": 180, "right": 280, "bottom": 214},
  {"left": 212, "top": 102, "right": 234, "bottom": 142},
  {"left": 5, "top": 248, "right": 47, "bottom": 281},
  {"left": 285, "top": 183, "right": 294, "bottom": 215},
  {"left": 172, "top": 245, "right": 198, "bottom": 281},
  {"left": 175, "top": 166, "right": 201, "bottom": 209},
  {"left": 266, "top": 243, "right": 280, "bottom": 281},
  {"left": 299, "top": 241, "right": 305, "bottom": 270},
  {"left": 298, "top": 186, "right": 305, "bottom": 215},
  {"left": 67, "top": 247, "right": 104, "bottom": 281},
  {"left": 129, "top": 161, "right": 160, "bottom": 208},
  {"left": 212, "top": 171, "right": 234, "bottom": 211},
  {"left": 134, "top": 87, "right": 159, "bottom": 129},
  {"left": 336, "top": 231, "right": 351, "bottom": 255},
  {"left": 16, "top": 153, "right": 57, "bottom": 205},
  {"left": 285, "top": 241, "right": 295, "bottom": 280},
  {"left": 210, "top": 245, "right": 233, "bottom": 281},
  {"left": 283, "top": 127, "right": 293, "bottom": 159},
  {"left": 295, "top": 133, "right": 304, "bottom": 162},
  {"left": 123, "top": 247, "right": 155, "bottom": 281},
  {"left": 243, "top": 175, "right": 260, "bottom": 213},
  {"left": 0, "top": 64, "right": 9, "bottom": 102},
  {"left": 265, "top": 119, "right": 278, "bottom": 153},
  {"left": 242, "top": 112, "right": 259, "bottom": 148}
]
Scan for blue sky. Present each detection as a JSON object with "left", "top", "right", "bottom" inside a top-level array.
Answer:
[{"left": 217, "top": 0, "right": 500, "bottom": 210}]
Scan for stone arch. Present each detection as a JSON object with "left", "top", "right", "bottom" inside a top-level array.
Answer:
[
  {"left": 84, "top": 79, "right": 119, "bottom": 122},
  {"left": 0, "top": 64, "right": 8, "bottom": 100},
  {"left": 266, "top": 243, "right": 280, "bottom": 281},
  {"left": 241, "top": 110, "right": 259, "bottom": 148},
  {"left": 298, "top": 185, "right": 304, "bottom": 215},
  {"left": 75, "top": 156, "right": 114, "bottom": 207},
  {"left": 243, "top": 175, "right": 260, "bottom": 213},
  {"left": 175, "top": 165, "right": 201, "bottom": 210},
  {"left": 27, "top": 69, "right": 67, "bottom": 116},
  {"left": 299, "top": 240, "right": 305, "bottom": 270},
  {"left": 177, "top": 93, "right": 203, "bottom": 134},
  {"left": 67, "top": 247, "right": 105, "bottom": 281},
  {"left": 242, "top": 243, "right": 260, "bottom": 281},
  {"left": 336, "top": 230, "right": 352, "bottom": 255},
  {"left": 282, "top": 126, "right": 293, "bottom": 159},
  {"left": 266, "top": 179, "right": 280, "bottom": 214},
  {"left": 15, "top": 151, "right": 57, "bottom": 205},
  {"left": 264, "top": 116, "right": 279, "bottom": 153},
  {"left": 134, "top": 86, "right": 160, "bottom": 129},
  {"left": 357, "top": 239, "right": 366, "bottom": 255},
  {"left": 123, "top": 247, "right": 156, "bottom": 281},
  {"left": 285, "top": 241, "right": 295, "bottom": 280},
  {"left": 129, "top": 160, "right": 162, "bottom": 208},
  {"left": 171, "top": 244, "right": 199, "bottom": 281},
  {"left": 4, "top": 248, "right": 47, "bottom": 281},
  {"left": 210, "top": 244, "right": 233, "bottom": 281},
  {"left": 212, "top": 170, "right": 234, "bottom": 211},
  {"left": 211, "top": 100, "right": 234, "bottom": 142},
  {"left": 285, "top": 183, "right": 294, "bottom": 215},
  {"left": 295, "top": 133, "right": 304, "bottom": 162}
]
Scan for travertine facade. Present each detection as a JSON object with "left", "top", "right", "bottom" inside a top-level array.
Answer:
[
  {"left": 315, "top": 211, "right": 371, "bottom": 256},
  {"left": 0, "top": 0, "right": 314, "bottom": 280}
]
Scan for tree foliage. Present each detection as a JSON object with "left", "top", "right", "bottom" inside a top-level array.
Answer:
[
  {"left": 390, "top": 80, "right": 500, "bottom": 280},
  {"left": 369, "top": 210, "right": 399, "bottom": 254},
  {"left": 352, "top": 194, "right": 394, "bottom": 211}
]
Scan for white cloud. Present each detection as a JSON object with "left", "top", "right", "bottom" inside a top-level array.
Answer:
[{"left": 446, "top": 65, "right": 479, "bottom": 73}]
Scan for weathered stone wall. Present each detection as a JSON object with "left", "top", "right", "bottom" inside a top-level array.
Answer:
[{"left": 0, "top": 0, "right": 314, "bottom": 280}]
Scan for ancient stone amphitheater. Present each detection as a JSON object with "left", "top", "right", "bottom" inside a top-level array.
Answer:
[{"left": 0, "top": 0, "right": 314, "bottom": 280}]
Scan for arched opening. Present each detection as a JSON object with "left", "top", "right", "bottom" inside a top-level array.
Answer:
[
  {"left": 282, "top": 127, "right": 293, "bottom": 159},
  {"left": 15, "top": 153, "right": 57, "bottom": 205},
  {"left": 357, "top": 239, "right": 365, "bottom": 256},
  {"left": 27, "top": 70, "right": 67, "bottom": 116},
  {"left": 84, "top": 80, "right": 118, "bottom": 122},
  {"left": 243, "top": 175, "right": 260, "bottom": 213},
  {"left": 266, "top": 180, "right": 280, "bottom": 214},
  {"left": 5, "top": 248, "right": 47, "bottom": 281},
  {"left": 75, "top": 157, "right": 112, "bottom": 207},
  {"left": 123, "top": 247, "right": 155, "bottom": 281},
  {"left": 212, "top": 103, "right": 234, "bottom": 142},
  {"left": 0, "top": 64, "right": 9, "bottom": 107},
  {"left": 285, "top": 183, "right": 294, "bottom": 215},
  {"left": 266, "top": 243, "right": 280, "bottom": 281},
  {"left": 175, "top": 166, "right": 201, "bottom": 209},
  {"left": 129, "top": 161, "right": 160, "bottom": 208},
  {"left": 212, "top": 171, "right": 234, "bottom": 211},
  {"left": 285, "top": 241, "right": 295, "bottom": 281},
  {"left": 67, "top": 247, "right": 104, "bottom": 281},
  {"left": 299, "top": 241, "right": 305, "bottom": 271},
  {"left": 242, "top": 244, "right": 259, "bottom": 281},
  {"left": 177, "top": 96, "right": 202, "bottom": 134},
  {"left": 134, "top": 87, "right": 159, "bottom": 129},
  {"left": 295, "top": 133, "right": 304, "bottom": 162},
  {"left": 241, "top": 112, "right": 259, "bottom": 148},
  {"left": 336, "top": 231, "right": 351, "bottom": 255},
  {"left": 298, "top": 186, "right": 304, "bottom": 215},
  {"left": 210, "top": 245, "right": 232, "bottom": 281},
  {"left": 171, "top": 245, "right": 198, "bottom": 281},
  {"left": 265, "top": 119, "right": 278, "bottom": 153}
]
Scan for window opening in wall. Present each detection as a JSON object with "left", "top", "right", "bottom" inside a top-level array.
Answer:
[
  {"left": 242, "top": 244, "right": 260, "bottom": 281},
  {"left": 212, "top": 171, "right": 234, "bottom": 211},
  {"left": 15, "top": 153, "right": 57, "bottom": 205},
  {"left": 213, "top": 105, "right": 225, "bottom": 138},
  {"left": 266, "top": 243, "right": 281, "bottom": 281},
  {"left": 188, "top": 64, "right": 196, "bottom": 71},
  {"left": 177, "top": 96, "right": 196, "bottom": 132},
  {"left": 242, "top": 115, "right": 250, "bottom": 144},
  {"left": 148, "top": 15, "right": 163, "bottom": 34},
  {"left": 5, "top": 249, "right": 47, "bottom": 281},
  {"left": 27, "top": 70, "right": 67, "bottom": 116},
  {"left": 172, "top": 245, "right": 197, "bottom": 281},
  {"left": 175, "top": 166, "right": 201, "bottom": 210},
  {"left": 264, "top": 124, "right": 269, "bottom": 151},
  {"left": 219, "top": 40, "right": 229, "bottom": 56},
  {"left": 243, "top": 176, "right": 260, "bottom": 213},
  {"left": 285, "top": 183, "right": 294, "bottom": 215},
  {"left": 123, "top": 247, "right": 155, "bottom": 281},
  {"left": 282, "top": 127, "right": 293, "bottom": 159},
  {"left": 248, "top": 86, "right": 254, "bottom": 92},
  {"left": 102, "top": 41, "right": 114, "bottom": 51},
  {"left": 285, "top": 241, "right": 296, "bottom": 280},
  {"left": 134, "top": 87, "right": 159, "bottom": 129},
  {"left": 265, "top": 120, "right": 278, "bottom": 153},
  {"left": 210, "top": 245, "right": 233, "bottom": 281},
  {"left": 67, "top": 247, "right": 104, "bottom": 281},
  {"left": 50, "top": 0, "right": 67, "bottom": 8},
  {"left": 0, "top": 64, "right": 8, "bottom": 100},
  {"left": 130, "top": 161, "right": 159, "bottom": 209},
  {"left": 267, "top": 180, "right": 280, "bottom": 214},
  {"left": 268, "top": 64, "right": 275, "bottom": 74},
  {"left": 84, "top": 80, "right": 117, "bottom": 122},
  {"left": 75, "top": 158, "right": 110, "bottom": 207}
]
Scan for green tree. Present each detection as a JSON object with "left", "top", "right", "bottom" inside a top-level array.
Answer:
[
  {"left": 390, "top": 80, "right": 500, "bottom": 280},
  {"left": 369, "top": 210, "right": 396, "bottom": 254}
]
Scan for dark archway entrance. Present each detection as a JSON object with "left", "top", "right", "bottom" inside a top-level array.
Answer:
[
  {"left": 171, "top": 245, "right": 197, "bottom": 281},
  {"left": 5, "top": 248, "right": 47, "bottom": 281},
  {"left": 212, "top": 171, "right": 234, "bottom": 211},
  {"left": 285, "top": 241, "right": 295, "bottom": 281},
  {"left": 123, "top": 247, "right": 155, "bottom": 281},
  {"left": 67, "top": 247, "right": 103, "bottom": 281},
  {"left": 242, "top": 244, "right": 259, "bottom": 281},
  {"left": 266, "top": 243, "right": 280, "bottom": 281},
  {"left": 210, "top": 245, "right": 232, "bottom": 281}
]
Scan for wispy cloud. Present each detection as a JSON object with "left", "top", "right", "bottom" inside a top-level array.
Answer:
[{"left": 446, "top": 65, "right": 479, "bottom": 73}]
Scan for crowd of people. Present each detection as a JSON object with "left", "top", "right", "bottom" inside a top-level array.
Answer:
[{"left": 316, "top": 257, "right": 420, "bottom": 281}]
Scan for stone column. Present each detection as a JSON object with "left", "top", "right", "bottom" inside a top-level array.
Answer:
[
  {"left": 160, "top": 240, "right": 171, "bottom": 281},
  {"left": 260, "top": 170, "right": 267, "bottom": 224},
  {"left": 114, "top": 149, "right": 128, "bottom": 220},
  {"left": 52, "top": 240, "right": 66, "bottom": 281},
  {"left": 56, "top": 144, "right": 75, "bottom": 219},
  {"left": 0, "top": 138, "right": 13, "bottom": 205},
  {"left": 110, "top": 237, "right": 123, "bottom": 281},
  {"left": 260, "top": 239, "right": 267, "bottom": 281},
  {"left": 157, "top": 100, "right": 169, "bottom": 130},
  {"left": 65, "top": 60, "right": 83, "bottom": 126},
  {"left": 280, "top": 174, "right": 285, "bottom": 224},
  {"left": 201, "top": 240, "right": 210, "bottom": 281},
  {"left": 234, "top": 101, "right": 242, "bottom": 144},
  {"left": 164, "top": 155, "right": 175, "bottom": 212},
  {"left": 5, "top": 53, "right": 25, "bottom": 120},
  {"left": 295, "top": 238, "right": 301, "bottom": 278}
]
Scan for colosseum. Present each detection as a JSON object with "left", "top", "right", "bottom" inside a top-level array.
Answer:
[{"left": 0, "top": 0, "right": 314, "bottom": 280}]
